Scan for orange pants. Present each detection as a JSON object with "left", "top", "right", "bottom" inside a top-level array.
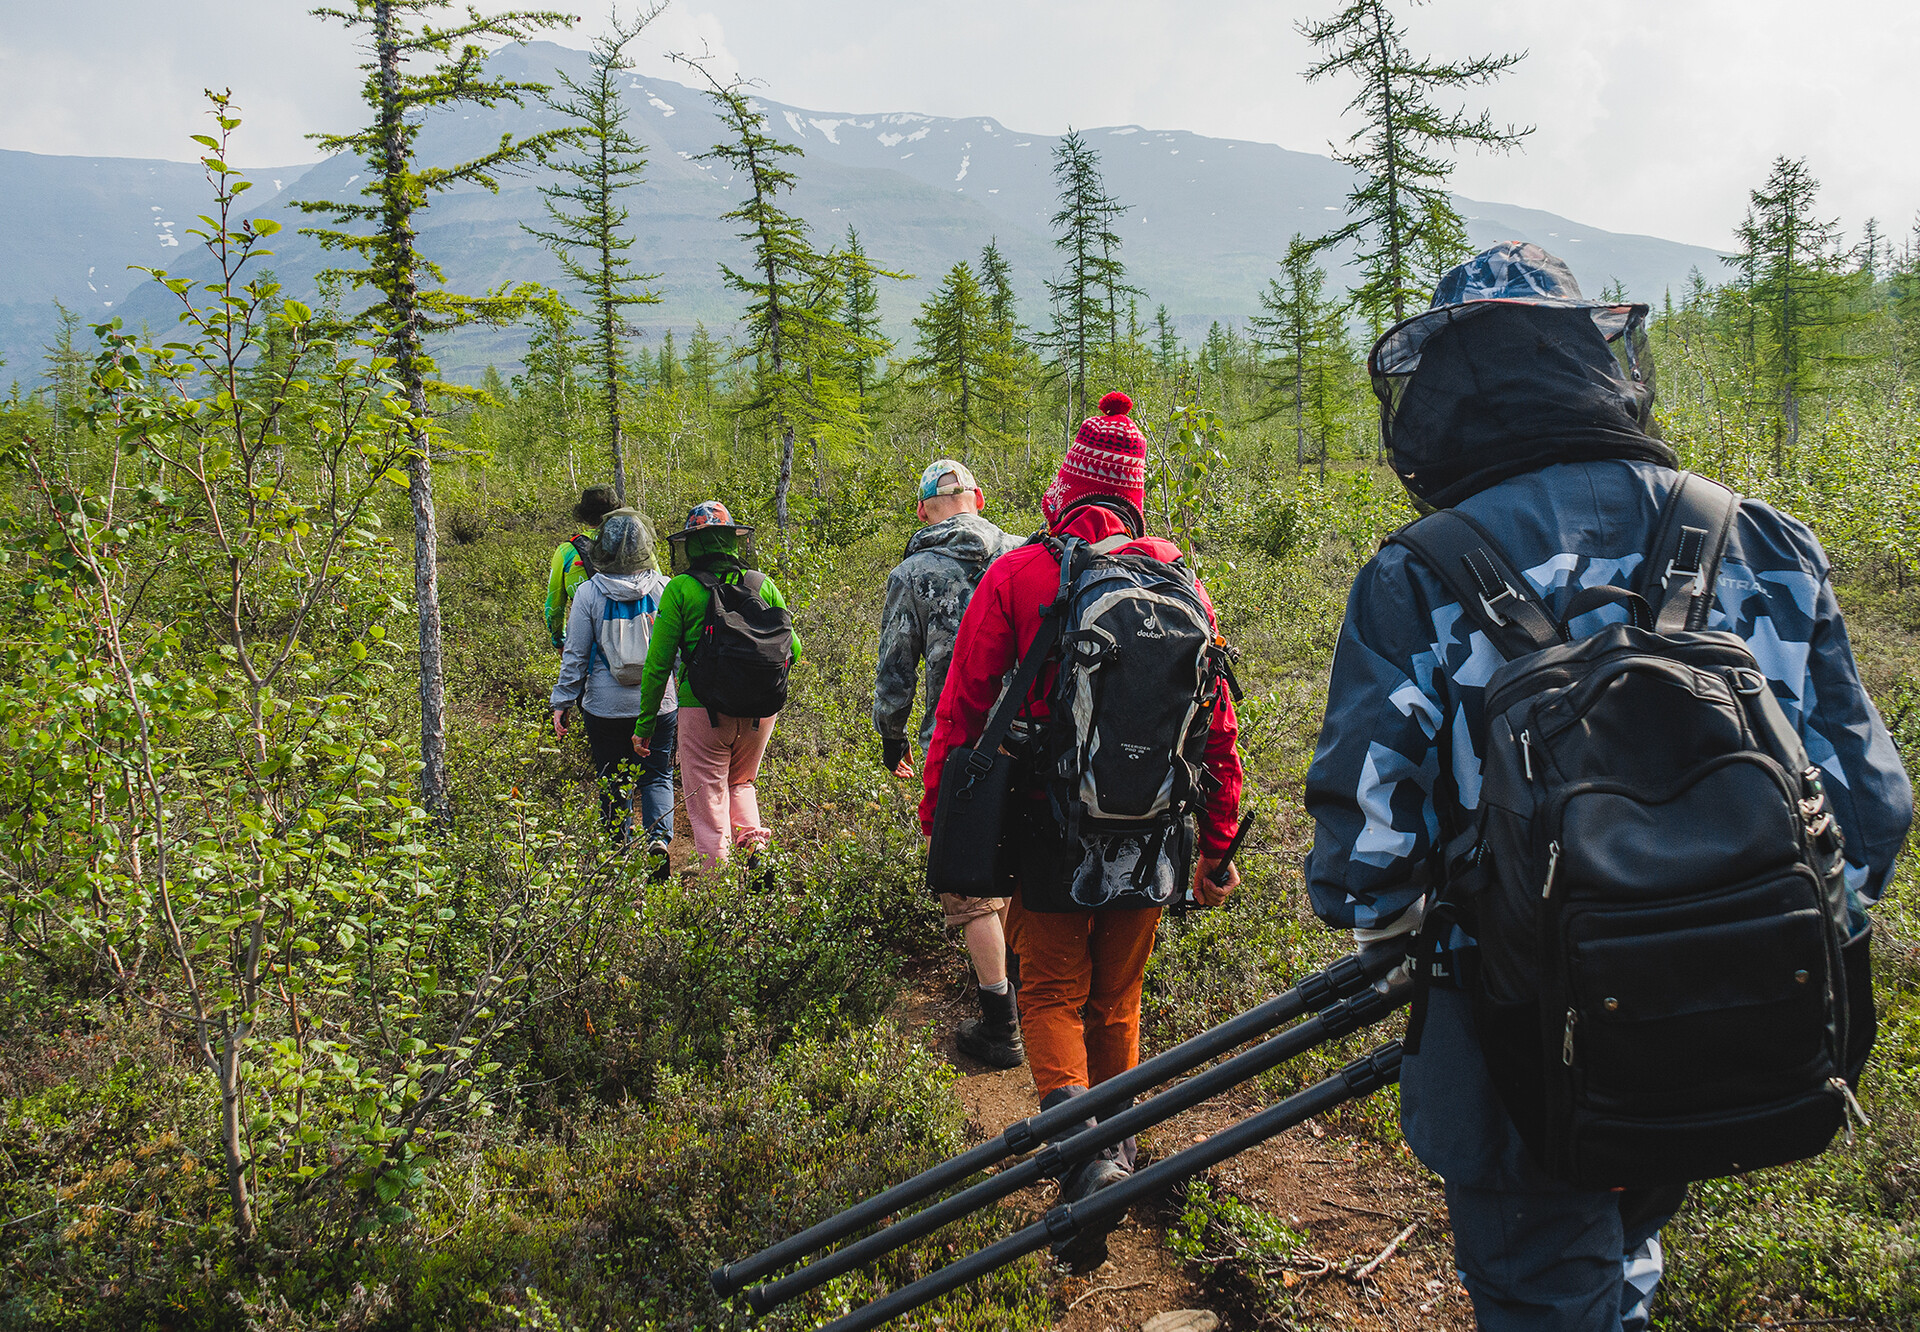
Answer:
[{"left": 1006, "top": 896, "right": 1163, "bottom": 1099}]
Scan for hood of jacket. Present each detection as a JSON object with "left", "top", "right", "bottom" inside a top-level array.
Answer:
[
  {"left": 590, "top": 570, "right": 661, "bottom": 602},
  {"left": 1377, "top": 301, "right": 1672, "bottom": 509},
  {"left": 903, "top": 512, "right": 1013, "bottom": 565}
]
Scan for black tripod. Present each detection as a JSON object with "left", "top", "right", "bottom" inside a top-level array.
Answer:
[{"left": 711, "top": 941, "right": 1413, "bottom": 1331}]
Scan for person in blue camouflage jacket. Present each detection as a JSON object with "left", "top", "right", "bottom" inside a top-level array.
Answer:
[
  {"left": 1306, "top": 243, "right": 1913, "bottom": 1331},
  {"left": 877, "top": 458, "right": 1022, "bottom": 1067}
]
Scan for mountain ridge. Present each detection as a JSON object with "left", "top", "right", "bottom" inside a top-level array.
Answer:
[{"left": 2, "top": 41, "right": 1726, "bottom": 384}]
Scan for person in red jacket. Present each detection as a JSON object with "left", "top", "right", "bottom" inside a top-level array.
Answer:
[{"left": 920, "top": 391, "right": 1245, "bottom": 1271}]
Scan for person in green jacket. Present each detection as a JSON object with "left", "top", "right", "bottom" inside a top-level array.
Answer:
[
  {"left": 633, "top": 501, "right": 802, "bottom": 868},
  {"left": 544, "top": 484, "right": 623, "bottom": 647}
]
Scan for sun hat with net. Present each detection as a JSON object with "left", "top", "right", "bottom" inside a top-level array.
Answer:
[{"left": 1369, "top": 242, "right": 1672, "bottom": 509}]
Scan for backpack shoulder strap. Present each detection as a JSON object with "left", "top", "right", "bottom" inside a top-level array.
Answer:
[
  {"left": 1387, "top": 509, "right": 1564, "bottom": 659},
  {"left": 687, "top": 570, "right": 724, "bottom": 626},
  {"left": 568, "top": 534, "right": 596, "bottom": 577},
  {"left": 1643, "top": 472, "right": 1740, "bottom": 633},
  {"left": 739, "top": 569, "right": 769, "bottom": 598},
  {"left": 971, "top": 541, "right": 1074, "bottom": 759}
]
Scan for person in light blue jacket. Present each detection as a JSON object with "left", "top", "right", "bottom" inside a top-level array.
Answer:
[
  {"left": 1305, "top": 244, "right": 1912, "bottom": 1332},
  {"left": 549, "top": 509, "right": 677, "bottom": 862}
]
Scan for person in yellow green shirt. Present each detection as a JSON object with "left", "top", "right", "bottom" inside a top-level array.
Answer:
[{"left": 544, "top": 484, "right": 623, "bottom": 647}]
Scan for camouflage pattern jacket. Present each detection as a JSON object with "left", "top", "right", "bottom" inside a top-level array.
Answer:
[
  {"left": 875, "top": 512, "right": 1019, "bottom": 749},
  {"left": 1306, "top": 459, "right": 1913, "bottom": 936}
]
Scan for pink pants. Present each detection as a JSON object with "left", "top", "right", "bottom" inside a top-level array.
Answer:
[{"left": 677, "top": 708, "right": 776, "bottom": 866}]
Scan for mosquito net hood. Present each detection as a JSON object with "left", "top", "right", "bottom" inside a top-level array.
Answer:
[
  {"left": 1370, "top": 242, "right": 1671, "bottom": 509},
  {"left": 587, "top": 508, "right": 658, "bottom": 575}
]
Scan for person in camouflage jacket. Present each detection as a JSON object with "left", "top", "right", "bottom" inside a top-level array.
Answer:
[
  {"left": 878, "top": 459, "right": 1022, "bottom": 1068},
  {"left": 875, "top": 460, "right": 1019, "bottom": 773},
  {"left": 1307, "top": 244, "right": 1911, "bottom": 1331}
]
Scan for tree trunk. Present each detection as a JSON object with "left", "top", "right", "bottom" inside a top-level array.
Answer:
[
  {"left": 216, "top": 1020, "right": 256, "bottom": 1242},
  {"left": 775, "top": 424, "right": 795, "bottom": 527},
  {"left": 376, "top": 1, "right": 450, "bottom": 823}
]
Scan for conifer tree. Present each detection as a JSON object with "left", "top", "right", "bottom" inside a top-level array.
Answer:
[
  {"left": 525, "top": 6, "right": 665, "bottom": 504},
  {"left": 910, "top": 261, "right": 994, "bottom": 452},
  {"left": 684, "top": 320, "right": 720, "bottom": 406},
  {"left": 1046, "top": 130, "right": 1131, "bottom": 423},
  {"left": 1153, "top": 304, "right": 1182, "bottom": 378},
  {"left": 303, "top": 0, "right": 574, "bottom": 823},
  {"left": 980, "top": 238, "right": 1019, "bottom": 338},
  {"left": 840, "top": 226, "right": 890, "bottom": 407},
  {"left": 976, "top": 237, "right": 1032, "bottom": 438},
  {"left": 1299, "top": 0, "right": 1531, "bottom": 323},
  {"left": 1250, "top": 237, "right": 1351, "bottom": 472},
  {"left": 1727, "top": 156, "right": 1858, "bottom": 466},
  {"left": 677, "top": 60, "right": 886, "bottom": 527}
]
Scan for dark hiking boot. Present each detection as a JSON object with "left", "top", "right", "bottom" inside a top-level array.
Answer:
[
  {"left": 955, "top": 985, "right": 1024, "bottom": 1069},
  {"left": 646, "top": 839, "right": 671, "bottom": 883},
  {"left": 1050, "top": 1157, "right": 1130, "bottom": 1273}
]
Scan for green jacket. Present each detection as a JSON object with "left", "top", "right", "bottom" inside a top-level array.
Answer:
[
  {"left": 635, "top": 562, "right": 802, "bottom": 737},
  {"left": 543, "top": 528, "right": 596, "bottom": 646}
]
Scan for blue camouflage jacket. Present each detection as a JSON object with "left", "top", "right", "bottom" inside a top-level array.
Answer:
[{"left": 1305, "top": 459, "right": 1913, "bottom": 933}]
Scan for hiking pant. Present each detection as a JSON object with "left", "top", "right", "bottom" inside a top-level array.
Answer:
[
  {"left": 1005, "top": 894, "right": 1161, "bottom": 1099},
  {"left": 583, "top": 709, "right": 676, "bottom": 845},
  {"left": 1403, "top": 987, "right": 1686, "bottom": 1331},
  {"left": 678, "top": 708, "right": 776, "bottom": 866}
]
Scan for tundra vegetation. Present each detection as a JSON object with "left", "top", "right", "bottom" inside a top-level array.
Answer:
[{"left": 0, "top": 6, "right": 1916, "bottom": 1330}]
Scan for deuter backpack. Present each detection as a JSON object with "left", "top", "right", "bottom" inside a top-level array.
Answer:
[
  {"left": 686, "top": 570, "right": 793, "bottom": 723},
  {"left": 1023, "top": 531, "right": 1240, "bottom": 910},
  {"left": 1395, "top": 472, "right": 1874, "bottom": 1190}
]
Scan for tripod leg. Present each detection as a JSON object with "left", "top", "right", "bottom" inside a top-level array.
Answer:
[{"left": 819, "top": 1043, "right": 1407, "bottom": 1332}]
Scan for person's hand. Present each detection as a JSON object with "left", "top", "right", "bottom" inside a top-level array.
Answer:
[
  {"left": 882, "top": 735, "right": 912, "bottom": 776},
  {"left": 1192, "top": 855, "right": 1241, "bottom": 908},
  {"left": 552, "top": 709, "right": 568, "bottom": 737},
  {"left": 632, "top": 734, "right": 651, "bottom": 758}
]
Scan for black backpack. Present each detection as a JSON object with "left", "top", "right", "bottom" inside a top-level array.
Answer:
[
  {"left": 686, "top": 570, "right": 793, "bottom": 723},
  {"left": 1015, "top": 532, "right": 1239, "bottom": 910},
  {"left": 1395, "top": 472, "right": 1874, "bottom": 1189}
]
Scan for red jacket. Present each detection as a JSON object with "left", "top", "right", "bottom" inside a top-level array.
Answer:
[{"left": 918, "top": 504, "right": 1245, "bottom": 855}]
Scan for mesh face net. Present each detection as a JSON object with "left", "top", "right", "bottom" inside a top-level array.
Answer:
[
  {"left": 1368, "top": 300, "right": 1668, "bottom": 509},
  {"left": 668, "top": 526, "right": 758, "bottom": 576},
  {"left": 587, "top": 509, "right": 659, "bottom": 574}
]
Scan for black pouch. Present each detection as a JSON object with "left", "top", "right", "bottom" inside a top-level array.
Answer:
[
  {"left": 927, "top": 746, "right": 1015, "bottom": 897},
  {"left": 925, "top": 596, "right": 1062, "bottom": 900}
]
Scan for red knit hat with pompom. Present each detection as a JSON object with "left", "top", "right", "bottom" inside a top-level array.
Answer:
[{"left": 1041, "top": 391, "right": 1148, "bottom": 527}]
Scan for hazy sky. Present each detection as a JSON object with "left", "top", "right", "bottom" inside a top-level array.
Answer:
[{"left": 3, "top": 0, "right": 1914, "bottom": 252}]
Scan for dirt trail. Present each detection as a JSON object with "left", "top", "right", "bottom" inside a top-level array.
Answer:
[{"left": 892, "top": 977, "right": 1475, "bottom": 1331}]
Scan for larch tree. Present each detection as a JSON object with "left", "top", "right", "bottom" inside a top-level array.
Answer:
[
  {"left": 1250, "top": 235, "right": 1350, "bottom": 474},
  {"left": 1298, "top": 0, "right": 1531, "bottom": 324},
  {"left": 1727, "top": 157, "right": 1858, "bottom": 468},
  {"left": 1046, "top": 130, "right": 1131, "bottom": 424},
  {"left": 677, "top": 59, "right": 881, "bottom": 527},
  {"left": 525, "top": 5, "right": 664, "bottom": 505},
  {"left": 840, "top": 226, "right": 891, "bottom": 409},
  {"left": 976, "top": 237, "right": 1032, "bottom": 439},
  {"left": 302, "top": 0, "right": 574, "bottom": 823},
  {"left": 910, "top": 261, "right": 993, "bottom": 453}
]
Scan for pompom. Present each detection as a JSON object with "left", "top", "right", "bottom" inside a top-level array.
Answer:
[{"left": 1098, "top": 391, "right": 1133, "bottom": 417}]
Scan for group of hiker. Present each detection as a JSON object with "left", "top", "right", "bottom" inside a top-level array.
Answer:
[
  {"left": 546, "top": 492, "right": 798, "bottom": 876},
  {"left": 540, "top": 241, "right": 1913, "bottom": 1331}
]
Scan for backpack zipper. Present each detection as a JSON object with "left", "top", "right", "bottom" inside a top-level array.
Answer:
[
  {"left": 1540, "top": 841, "right": 1561, "bottom": 898},
  {"left": 1829, "top": 1077, "right": 1871, "bottom": 1145},
  {"left": 1519, "top": 728, "right": 1534, "bottom": 781},
  {"left": 1562, "top": 1007, "right": 1578, "bottom": 1065}
]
